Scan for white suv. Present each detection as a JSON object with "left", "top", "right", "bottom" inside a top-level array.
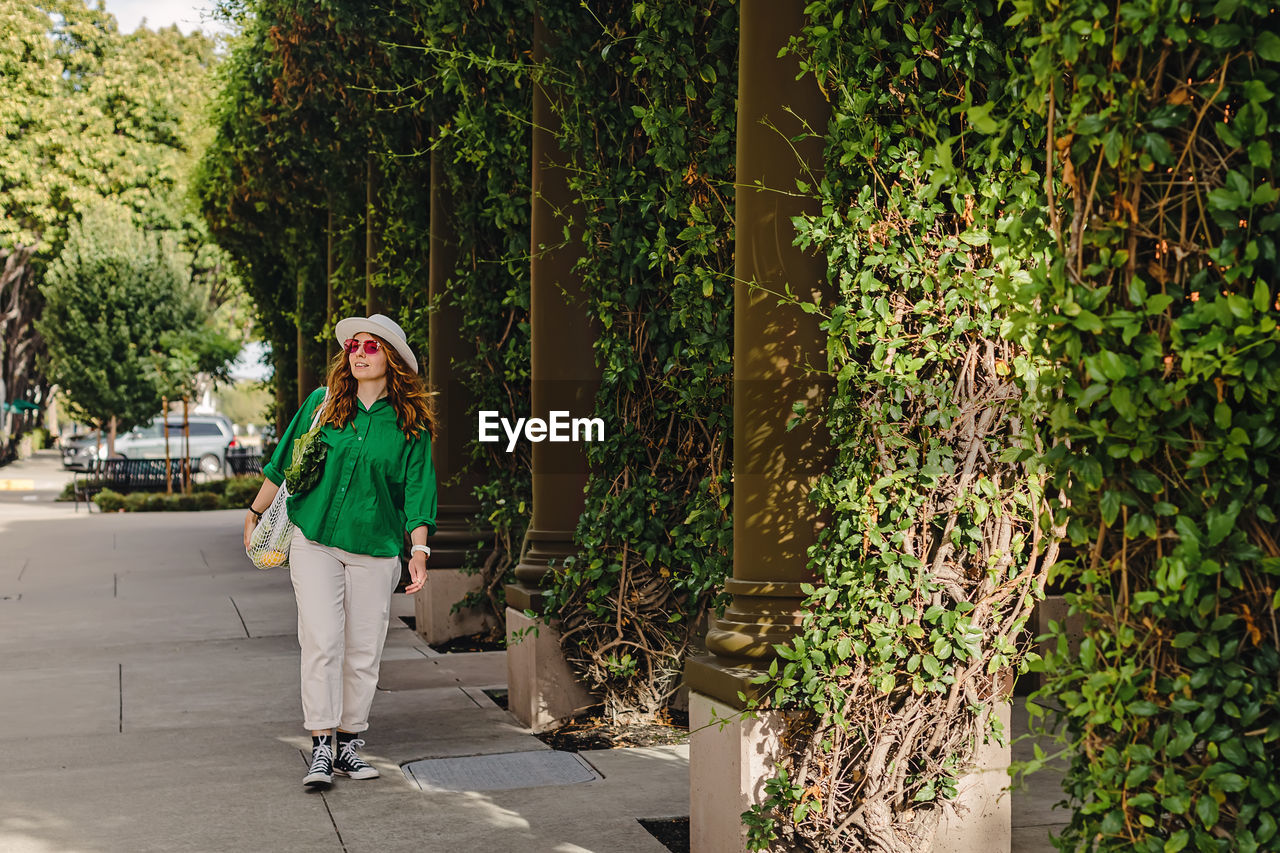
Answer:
[{"left": 65, "top": 415, "right": 237, "bottom": 475}]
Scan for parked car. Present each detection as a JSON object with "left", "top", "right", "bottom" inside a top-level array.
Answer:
[
  {"left": 62, "top": 415, "right": 238, "bottom": 475},
  {"left": 62, "top": 431, "right": 101, "bottom": 470}
]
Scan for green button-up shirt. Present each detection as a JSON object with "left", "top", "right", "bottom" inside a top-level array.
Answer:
[{"left": 262, "top": 386, "right": 438, "bottom": 557}]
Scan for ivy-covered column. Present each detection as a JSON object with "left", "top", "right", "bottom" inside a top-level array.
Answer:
[
  {"left": 683, "top": 1, "right": 832, "bottom": 849},
  {"left": 416, "top": 146, "right": 496, "bottom": 645},
  {"left": 503, "top": 10, "right": 601, "bottom": 731}
]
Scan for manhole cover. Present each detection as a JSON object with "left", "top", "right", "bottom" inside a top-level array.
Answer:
[{"left": 402, "top": 750, "right": 601, "bottom": 792}]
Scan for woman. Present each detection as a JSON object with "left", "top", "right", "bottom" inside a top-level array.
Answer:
[{"left": 243, "top": 313, "right": 438, "bottom": 790}]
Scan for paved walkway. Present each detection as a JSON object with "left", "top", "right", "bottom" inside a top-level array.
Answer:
[
  {"left": 0, "top": 449, "right": 1066, "bottom": 852},
  {"left": 0, "top": 449, "right": 77, "bottom": 503}
]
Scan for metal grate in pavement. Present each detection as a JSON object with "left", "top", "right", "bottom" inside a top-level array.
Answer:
[{"left": 402, "top": 750, "right": 601, "bottom": 792}]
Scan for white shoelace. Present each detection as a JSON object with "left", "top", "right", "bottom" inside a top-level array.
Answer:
[
  {"left": 309, "top": 741, "right": 333, "bottom": 772},
  {"left": 339, "top": 738, "right": 368, "bottom": 765}
]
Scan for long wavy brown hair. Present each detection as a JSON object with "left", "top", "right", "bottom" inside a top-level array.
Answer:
[{"left": 317, "top": 334, "right": 437, "bottom": 440}]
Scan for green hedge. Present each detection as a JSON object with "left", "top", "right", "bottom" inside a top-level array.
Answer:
[{"left": 91, "top": 476, "right": 264, "bottom": 513}]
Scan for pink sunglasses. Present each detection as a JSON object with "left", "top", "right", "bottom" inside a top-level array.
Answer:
[{"left": 344, "top": 339, "right": 383, "bottom": 355}]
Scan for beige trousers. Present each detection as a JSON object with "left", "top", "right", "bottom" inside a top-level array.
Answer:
[{"left": 289, "top": 533, "right": 401, "bottom": 733}]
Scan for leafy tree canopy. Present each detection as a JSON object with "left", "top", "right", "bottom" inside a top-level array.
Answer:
[{"left": 36, "top": 202, "right": 219, "bottom": 442}]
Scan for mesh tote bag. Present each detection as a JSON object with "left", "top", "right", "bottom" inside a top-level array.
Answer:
[{"left": 246, "top": 389, "right": 328, "bottom": 570}]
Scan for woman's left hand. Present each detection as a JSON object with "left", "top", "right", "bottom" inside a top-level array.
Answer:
[{"left": 405, "top": 552, "right": 428, "bottom": 595}]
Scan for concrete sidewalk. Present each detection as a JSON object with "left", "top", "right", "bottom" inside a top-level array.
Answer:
[
  {"left": 0, "top": 449, "right": 77, "bottom": 504},
  {"left": 0, "top": 501, "right": 1067, "bottom": 852},
  {"left": 0, "top": 507, "right": 686, "bottom": 853}
]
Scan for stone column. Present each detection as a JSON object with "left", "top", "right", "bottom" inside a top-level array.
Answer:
[
  {"left": 503, "top": 11, "right": 601, "bottom": 731},
  {"left": 685, "top": 5, "right": 1014, "bottom": 851},
  {"left": 417, "top": 145, "right": 497, "bottom": 645},
  {"left": 683, "top": 2, "right": 833, "bottom": 849}
]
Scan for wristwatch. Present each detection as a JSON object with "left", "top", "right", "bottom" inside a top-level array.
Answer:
[{"left": 410, "top": 544, "right": 431, "bottom": 558}]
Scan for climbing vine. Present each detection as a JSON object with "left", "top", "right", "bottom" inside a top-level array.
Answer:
[
  {"left": 406, "top": 0, "right": 534, "bottom": 629},
  {"left": 1013, "top": 0, "right": 1280, "bottom": 849},
  {"left": 535, "top": 0, "right": 737, "bottom": 721},
  {"left": 197, "top": 0, "right": 430, "bottom": 430},
  {"left": 743, "top": 1, "right": 1056, "bottom": 848}
]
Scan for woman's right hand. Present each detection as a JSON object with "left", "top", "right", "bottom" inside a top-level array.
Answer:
[
  {"left": 243, "top": 479, "right": 280, "bottom": 553},
  {"left": 243, "top": 511, "right": 258, "bottom": 551}
]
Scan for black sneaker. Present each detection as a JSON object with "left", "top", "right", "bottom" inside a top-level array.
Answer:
[
  {"left": 303, "top": 737, "right": 334, "bottom": 788},
  {"left": 334, "top": 736, "right": 379, "bottom": 780}
]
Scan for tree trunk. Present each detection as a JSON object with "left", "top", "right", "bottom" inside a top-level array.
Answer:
[
  {"left": 182, "top": 396, "right": 191, "bottom": 494},
  {"left": 163, "top": 396, "right": 172, "bottom": 495}
]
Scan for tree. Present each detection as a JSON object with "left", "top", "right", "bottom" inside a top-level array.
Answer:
[
  {"left": 36, "top": 202, "right": 201, "bottom": 455},
  {"left": 0, "top": 0, "right": 228, "bottom": 459},
  {"left": 145, "top": 324, "right": 240, "bottom": 490}
]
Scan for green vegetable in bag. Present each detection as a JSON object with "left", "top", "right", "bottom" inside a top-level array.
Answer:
[{"left": 284, "top": 423, "right": 328, "bottom": 495}]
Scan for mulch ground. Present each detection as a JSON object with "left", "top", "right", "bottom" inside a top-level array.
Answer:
[
  {"left": 428, "top": 632, "right": 507, "bottom": 654},
  {"left": 398, "top": 620, "right": 507, "bottom": 654},
  {"left": 534, "top": 708, "right": 690, "bottom": 752}
]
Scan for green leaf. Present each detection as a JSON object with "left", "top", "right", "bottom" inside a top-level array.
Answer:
[
  {"left": 1250, "top": 140, "right": 1273, "bottom": 169},
  {"left": 1100, "top": 490, "right": 1121, "bottom": 526},
  {"left": 1130, "top": 470, "right": 1162, "bottom": 493},
  {"left": 1097, "top": 350, "right": 1129, "bottom": 380},
  {"left": 1215, "top": 772, "right": 1248, "bottom": 792},
  {"left": 966, "top": 103, "right": 999, "bottom": 135},
  {"left": 1257, "top": 31, "right": 1280, "bottom": 61},
  {"left": 1073, "top": 310, "right": 1103, "bottom": 333},
  {"left": 1196, "top": 794, "right": 1220, "bottom": 829}
]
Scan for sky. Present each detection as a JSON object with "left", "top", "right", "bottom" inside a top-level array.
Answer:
[{"left": 96, "top": 0, "right": 230, "bottom": 37}]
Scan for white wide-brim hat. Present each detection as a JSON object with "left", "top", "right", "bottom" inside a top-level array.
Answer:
[{"left": 334, "top": 313, "right": 419, "bottom": 374}]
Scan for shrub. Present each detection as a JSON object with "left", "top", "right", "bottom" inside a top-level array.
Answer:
[
  {"left": 195, "top": 478, "right": 228, "bottom": 495},
  {"left": 223, "top": 475, "right": 264, "bottom": 508},
  {"left": 93, "top": 489, "right": 126, "bottom": 512}
]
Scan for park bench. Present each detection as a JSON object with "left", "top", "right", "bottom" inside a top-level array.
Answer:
[
  {"left": 225, "top": 447, "right": 264, "bottom": 476},
  {"left": 73, "top": 457, "right": 201, "bottom": 512}
]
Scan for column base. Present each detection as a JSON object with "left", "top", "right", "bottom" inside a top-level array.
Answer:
[
  {"left": 689, "top": 692, "right": 787, "bottom": 853},
  {"left": 931, "top": 701, "right": 1012, "bottom": 853},
  {"left": 505, "top": 607, "right": 597, "bottom": 732},
  {"left": 688, "top": 692, "right": 1011, "bottom": 853},
  {"left": 412, "top": 568, "right": 496, "bottom": 646}
]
